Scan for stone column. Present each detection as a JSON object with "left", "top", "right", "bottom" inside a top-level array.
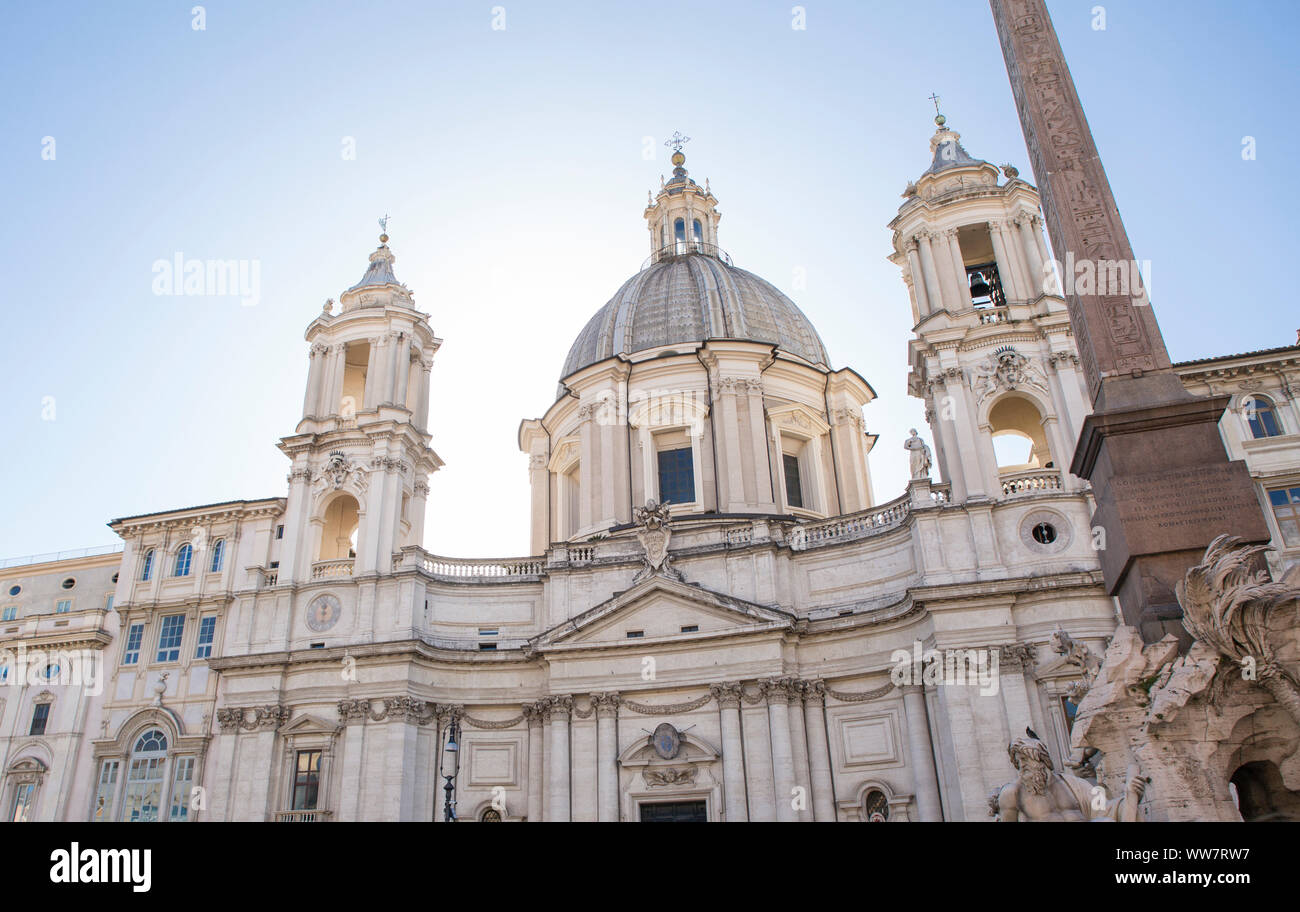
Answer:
[
  {"left": 901, "top": 685, "right": 943, "bottom": 822},
  {"left": 393, "top": 334, "right": 412, "bottom": 408},
  {"left": 546, "top": 696, "right": 572, "bottom": 821},
  {"left": 744, "top": 382, "right": 776, "bottom": 510},
  {"left": 303, "top": 342, "right": 327, "bottom": 417},
  {"left": 524, "top": 703, "right": 543, "bottom": 822},
  {"left": 917, "top": 232, "right": 946, "bottom": 312},
  {"left": 801, "top": 682, "right": 836, "bottom": 822},
  {"left": 996, "top": 218, "right": 1035, "bottom": 300},
  {"left": 764, "top": 680, "right": 797, "bottom": 822},
  {"left": 594, "top": 693, "right": 620, "bottom": 822},
  {"left": 362, "top": 337, "right": 381, "bottom": 409},
  {"left": 905, "top": 242, "right": 931, "bottom": 317},
  {"left": 987, "top": 220, "right": 1020, "bottom": 303},
  {"left": 787, "top": 684, "right": 813, "bottom": 822},
  {"left": 741, "top": 694, "right": 775, "bottom": 821},
  {"left": 945, "top": 230, "right": 974, "bottom": 309},
  {"left": 1016, "top": 215, "right": 1046, "bottom": 296},
  {"left": 716, "top": 380, "right": 748, "bottom": 510},
  {"left": 710, "top": 683, "right": 748, "bottom": 822},
  {"left": 570, "top": 699, "right": 598, "bottom": 822}
]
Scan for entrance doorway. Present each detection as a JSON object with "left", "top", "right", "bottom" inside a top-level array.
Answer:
[{"left": 639, "top": 800, "right": 707, "bottom": 822}]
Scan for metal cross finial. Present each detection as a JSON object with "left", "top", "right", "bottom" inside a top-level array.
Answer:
[
  {"left": 664, "top": 132, "right": 691, "bottom": 153},
  {"left": 928, "top": 93, "right": 942, "bottom": 116}
]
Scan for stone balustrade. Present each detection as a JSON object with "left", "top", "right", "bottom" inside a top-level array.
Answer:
[
  {"left": 311, "top": 558, "right": 354, "bottom": 580},
  {"left": 999, "top": 468, "right": 1063, "bottom": 497},
  {"left": 419, "top": 554, "right": 546, "bottom": 580},
  {"left": 789, "top": 495, "right": 911, "bottom": 551},
  {"left": 274, "top": 809, "right": 331, "bottom": 822}
]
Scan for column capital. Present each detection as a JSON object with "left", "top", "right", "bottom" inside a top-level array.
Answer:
[
  {"left": 800, "top": 679, "right": 827, "bottom": 705},
  {"left": 709, "top": 682, "right": 744, "bottom": 709},
  {"left": 760, "top": 677, "right": 798, "bottom": 705},
  {"left": 522, "top": 701, "right": 545, "bottom": 727},
  {"left": 592, "top": 692, "right": 621, "bottom": 717},
  {"left": 544, "top": 695, "right": 574, "bottom": 720}
]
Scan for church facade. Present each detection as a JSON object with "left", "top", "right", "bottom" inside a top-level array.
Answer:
[{"left": 3, "top": 126, "right": 1299, "bottom": 823}]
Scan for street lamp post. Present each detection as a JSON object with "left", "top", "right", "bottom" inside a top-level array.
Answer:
[{"left": 440, "top": 715, "right": 461, "bottom": 822}]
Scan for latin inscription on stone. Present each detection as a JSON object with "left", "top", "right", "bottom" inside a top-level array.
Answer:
[{"left": 1109, "top": 464, "right": 1265, "bottom": 554}]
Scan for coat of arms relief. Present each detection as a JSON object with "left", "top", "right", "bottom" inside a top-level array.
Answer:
[{"left": 970, "top": 347, "right": 1049, "bottom": 404}]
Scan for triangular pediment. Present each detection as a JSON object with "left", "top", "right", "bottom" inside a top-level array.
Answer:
[
  {"left": 532, "top": 575, "right": 796, "bottom": 650},
  {"left": 280, "top": 713, "right": 340, "bottom": 735}
]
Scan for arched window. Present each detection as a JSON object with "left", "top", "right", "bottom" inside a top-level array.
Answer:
[
  {"left": 674, "top": 218, "right": 686, "bottom": 242},
  {"left": 1245, "top": 395, "right": 1283, "bottom": 439},
  {"left": 864, "top": 789, "right": 890, "bottom": 822},
  {"left": 173, "top": 544, "right": 192, "bottom": 577},
  {"left": 480, "top": 808, "right": 502, "bottom": 822},
  {"left": 692, "top": 218, "right": 702, "bottom": 241},
  {"left": 122, "top": 730, "right": 168, "bottom": 823},
  {"left": 141, "top": 549, "right": 155, "bottom": 581},
  {"left": 209, "top": 539, "right": 225, "bottom": 574}
]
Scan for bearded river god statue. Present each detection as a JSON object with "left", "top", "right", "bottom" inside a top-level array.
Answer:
[{"left": 991, "top": 730, "right": 1146, "bottom": 822}]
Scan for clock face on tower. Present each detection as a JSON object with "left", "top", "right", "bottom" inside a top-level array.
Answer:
[{"left": 305, "top": 594, "right": 342, "bottom": 632}]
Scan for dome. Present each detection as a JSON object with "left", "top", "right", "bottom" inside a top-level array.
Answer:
[{"left": 560, "top": 253, "right": 831, "bottom": 382}]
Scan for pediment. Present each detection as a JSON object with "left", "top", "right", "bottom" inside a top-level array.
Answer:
[
  {"left": 532, "top": 576, "right": 796, "bottom": 651},
  {"left": 279, "top": 712, "right": 339, "bottom": 736}
]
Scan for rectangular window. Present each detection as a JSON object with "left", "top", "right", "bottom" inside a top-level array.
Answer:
[
  {"left": 122, "top": 756, "right": 164, "bottom": 822},
  {"left": 156, "top": 614, "right": 185, "bottom": 663},
  {"left": 55, "top": 599, "right": 72, "bottom": 613},
  {"left": 93, "top": 760, "right": 120, "bottom": 822},
  {"left": 10, "top": 783, "right": 35, "bottom": 822},
  {"left": 626, "top": 630, "right": 644, "bottom": 639},
  {"left": 657, "top": 447, "right": 695, "bottom": 506},
  {"left": 122, "top": 623, "right": 144, "bottom": 665},
  {"left": 194, "top": 615, "right": 217, "bottom": 659},
  {"left": 680, "top": 625, "right": 699, "bottom": 633},
  {"left": 478, "top": 643, "right": 497, "bottom": 651},
  {"left": 1269, "top": 486, "right": 1300, "bottom": 546},
  {"left": 478, "top": 628, "right": 498, "bottom": 637},
  {"left": 292, "top": 750, "right": 321, "bottom": 811},
  {"left": 30, "top": 703, "right": 49, "bottom": 736},
  {"left": 169, "top": 757, "right": 195, "bottom": 821},
  {"left": 783, "top": 452, "right": 804, "bottom": 509},
  {"left": 1, "top": 606, "right": 16, "bottom": 621},
  {"left": 276, "top": 525, "right": 285, "bottom": 540},
  {"left": 105, "top": 594, "right": 114, "bottom": 612}
]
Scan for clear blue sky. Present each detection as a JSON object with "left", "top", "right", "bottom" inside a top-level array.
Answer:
[{"left": 2, "top": 0, "right": 1296, "bottom": 560}]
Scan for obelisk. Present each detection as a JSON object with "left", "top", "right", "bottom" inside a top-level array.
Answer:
[{"left": 989, "top": 0, "right": 1269, "bottom": 642}]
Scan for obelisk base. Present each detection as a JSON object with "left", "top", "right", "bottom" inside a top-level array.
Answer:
[{"left": 1073, "top": 392, "right": 1271, "bottom": 643}]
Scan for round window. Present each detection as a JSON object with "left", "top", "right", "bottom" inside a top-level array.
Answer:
[
  {"left": 61, "top": 578, "right": 76, "bottom": 590},
  {"left": 1031, "top": 522, "right": 1057, "bottom": 545},
  {"left": 7, "top": 584, "right": 19, "bottom": 596}
]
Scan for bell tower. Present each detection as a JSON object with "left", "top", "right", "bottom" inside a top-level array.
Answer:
[
  {"left": 890, "top": 114, "right": 1091, "bottom": 504},
  {"left": 275, "top": 226, "right": 443, "bottom": 585}
]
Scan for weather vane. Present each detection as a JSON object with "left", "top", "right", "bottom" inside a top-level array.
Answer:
[
  {"left": 378, "top": 213, "right": 390, "bottom": 235},
  {"left": 664, "top": 132, "right": 691, "bottom": 154}
]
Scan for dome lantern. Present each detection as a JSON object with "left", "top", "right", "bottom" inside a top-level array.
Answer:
[{"left": 644, "top": 133, "right": 723, "bottom": 264}]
